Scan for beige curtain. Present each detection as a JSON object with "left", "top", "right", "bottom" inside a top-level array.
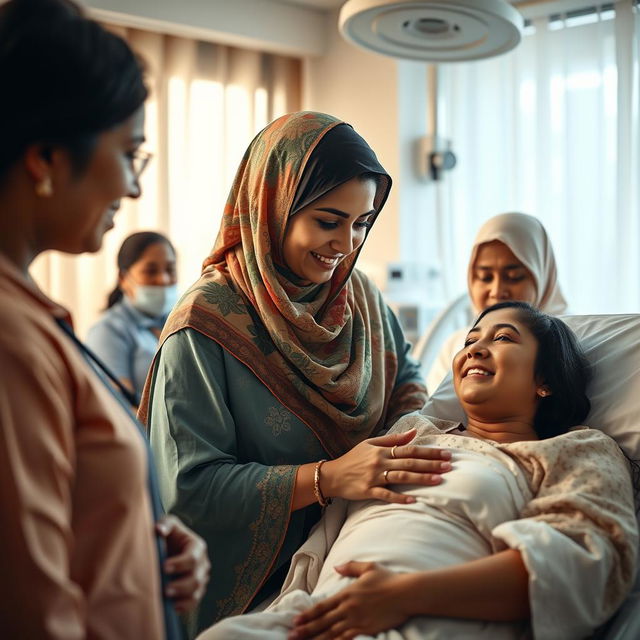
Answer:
[{"left": 32, "top": 27, "right": 301, "bottom": 337}]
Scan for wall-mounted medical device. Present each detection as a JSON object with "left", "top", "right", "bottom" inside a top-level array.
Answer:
[{"left": 416, "top": 134, "right": 456, "bottom": 181}]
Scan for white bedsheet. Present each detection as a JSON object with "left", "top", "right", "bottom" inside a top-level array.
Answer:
[{"left": 199, "top": 417, "right": 637, "bottom": 640}]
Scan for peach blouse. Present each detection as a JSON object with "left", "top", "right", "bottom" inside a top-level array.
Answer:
[{"left": 0, "top": 254, "right": 164, "bottom": 639}]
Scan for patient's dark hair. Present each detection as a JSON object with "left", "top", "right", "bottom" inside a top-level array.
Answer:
[
  {"left": 473, "top": 301, "right": 591, "bottom": 438},
  {"left": 0, "top": 0, "right": 147, "bottom": 182}
]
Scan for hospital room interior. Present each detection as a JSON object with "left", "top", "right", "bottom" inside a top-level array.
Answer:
[{"left": 1, "top": 0, "right": 640, "bottom": 638}]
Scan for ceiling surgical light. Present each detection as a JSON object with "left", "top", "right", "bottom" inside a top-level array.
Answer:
[
  {"left": 339, "top": 0, "right": 524, "bottom": 62},
  {"left": 340, "top": 1, "right": 525, "bottom": 181}
]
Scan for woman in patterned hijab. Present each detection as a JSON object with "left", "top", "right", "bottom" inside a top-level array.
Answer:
[{"left": 141, "top": 112, "right": 449, "bottom": 634}]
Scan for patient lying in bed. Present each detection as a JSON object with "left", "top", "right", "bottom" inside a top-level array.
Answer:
[{"left": 199, "top": 302, "right": 639, "bottom": 640}]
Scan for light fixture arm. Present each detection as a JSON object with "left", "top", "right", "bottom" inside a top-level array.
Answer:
[{"left": 427, "top": 64, "right": 439, "bottom": 141}]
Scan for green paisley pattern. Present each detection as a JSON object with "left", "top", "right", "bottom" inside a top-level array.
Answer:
[{"left": 197, "top": 282, "right": 246, "bottom": 316}]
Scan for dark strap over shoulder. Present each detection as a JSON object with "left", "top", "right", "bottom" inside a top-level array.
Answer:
[{"left": 55, "top": 318, "right": 182, "bottom": 640}]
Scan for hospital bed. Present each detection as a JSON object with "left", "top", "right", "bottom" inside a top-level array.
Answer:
[
  {"left": 411, "top": 292, "right": 472, "bottom": 377},
  {"left": 419, "top": 312, "right": 640, "bottom": 639}
]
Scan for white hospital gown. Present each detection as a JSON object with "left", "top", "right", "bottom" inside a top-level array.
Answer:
[{"left": 199, "top": 416, "right": 638, "bottom": 640}]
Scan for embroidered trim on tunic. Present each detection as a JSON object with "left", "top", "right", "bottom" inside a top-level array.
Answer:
[{"left": 215, "top": 464, "right": 297, "bottom": 619}]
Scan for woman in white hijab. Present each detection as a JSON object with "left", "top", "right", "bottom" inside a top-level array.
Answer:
[{"left": 426, "top": 212, "right": 567, "bottom": 393}]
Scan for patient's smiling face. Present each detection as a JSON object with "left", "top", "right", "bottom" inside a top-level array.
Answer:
[{"left": 453, "top": 307, "right": 541, "bottom": 427}]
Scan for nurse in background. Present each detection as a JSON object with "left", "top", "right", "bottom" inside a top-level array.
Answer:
[
  {"left": 426, "top": 212, "right": 567, "bottom": 394},
  {"left": 87, "top": 231, "right": 178, "bottom": 403}
]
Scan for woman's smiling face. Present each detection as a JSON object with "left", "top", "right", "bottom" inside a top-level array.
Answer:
[
  {"left": 282, "top": 176, "right": 377, "bottom": 285},
  {"left": 33, "top": 106, "right": 146, "bottom": 255},
  {"left": 453, "top": 306, "right": 541, "bottom": 424}
]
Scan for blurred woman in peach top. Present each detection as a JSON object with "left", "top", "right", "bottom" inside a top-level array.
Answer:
[{"left": 0, "top": 0, "right": 209, "bottom": 637}]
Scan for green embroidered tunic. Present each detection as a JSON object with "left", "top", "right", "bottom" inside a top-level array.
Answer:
[{"left": 147, "top": 308, "right": 425, "bottom": 635}]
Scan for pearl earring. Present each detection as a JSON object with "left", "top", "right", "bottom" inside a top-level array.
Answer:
[{"left": 35, "top": 177, "right": 53, "bottom": 197}]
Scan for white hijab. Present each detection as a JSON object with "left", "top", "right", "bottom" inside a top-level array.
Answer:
[{"left": 467, "top": 212, "right": 568, "bottom": 315}]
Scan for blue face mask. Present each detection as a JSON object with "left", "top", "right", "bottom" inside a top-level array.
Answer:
[{"left": 131, "top": 284, "right": 179, "bottom": 318}]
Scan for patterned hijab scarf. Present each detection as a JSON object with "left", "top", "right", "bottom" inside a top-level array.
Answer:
[
  {"left": 140, "top": 112, "right": 405, "bottom": 456},
  {"left": 467, "top": 212, "right": 568, "bottom": 315}
]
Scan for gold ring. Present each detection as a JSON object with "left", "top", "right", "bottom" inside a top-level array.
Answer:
[
  {"left": 391, "top": 445, "right": 398, "bottom": 459},
  {"left": 383, "top": 469, "right": 390, "bottom": 483}
]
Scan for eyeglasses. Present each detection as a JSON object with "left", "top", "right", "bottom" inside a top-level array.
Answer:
[{"left": 130, "top": 149, "right": 153, "bottom": 179}]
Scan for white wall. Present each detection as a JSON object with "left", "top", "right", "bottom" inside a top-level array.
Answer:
[{"left": 83, "top": 0, "right": 327, "bottom": 56}]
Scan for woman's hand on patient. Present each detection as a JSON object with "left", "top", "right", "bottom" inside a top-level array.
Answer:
[
  {"left": 288, "top": 561, "right": 411, "bottom": 640},
  {"left": 321, "top": 428, "right": 451, "bottom": 504},
  {"left": 156, "top": 515, "right": 211, "bottom": 613}
]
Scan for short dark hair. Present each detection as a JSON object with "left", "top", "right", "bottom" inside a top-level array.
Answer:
[
  {"left": 0, "top": 0, "right": 148, "bottom": 181},
  {"left": 107, "top": 232, "right": 175, "bottom": 308},
  {"left": 473, "top": 301, "right": 591, "bottom": 438}
]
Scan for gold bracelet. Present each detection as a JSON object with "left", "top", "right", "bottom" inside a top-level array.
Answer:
[{"left": 313, "top": 459, "right": 331, "bottom": 508}]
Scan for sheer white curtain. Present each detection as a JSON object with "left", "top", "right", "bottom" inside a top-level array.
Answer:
[
  {"left": 436, "top": 0, "right": 639, "bottom": 314},
  {"left": 31, "top": 28, "right": 301, "bottom": 337}
]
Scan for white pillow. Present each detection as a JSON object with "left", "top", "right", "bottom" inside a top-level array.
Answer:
[{"left": 421, "top": 314, "right": 640, "bottom": 460}]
